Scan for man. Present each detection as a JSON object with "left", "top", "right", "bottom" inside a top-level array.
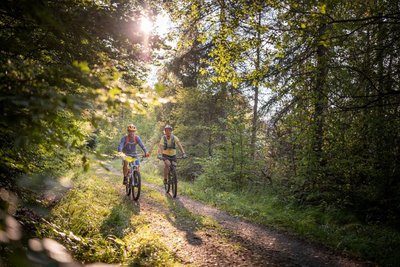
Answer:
[
  {"left": 118, "top": 124, "right": 149, "bottom": 185},
  {"left": 157, "top": 125, "right": 186, "bottom": 183}
]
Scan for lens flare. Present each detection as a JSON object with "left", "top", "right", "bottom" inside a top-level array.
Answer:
[{"left": 140, "top": 17, "right": 153, "bottom": 34}]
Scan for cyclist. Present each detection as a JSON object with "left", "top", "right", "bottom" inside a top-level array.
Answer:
[
  {"left": 118, "top": 124, "right": 149, "bottom": 185},
  {"left": 157, "top": 125, "right": 186, "bottom": 184}
]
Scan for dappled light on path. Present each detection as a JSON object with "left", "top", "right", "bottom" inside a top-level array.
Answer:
[{"left": 95, "top": 160, "right": 368, "bottom": 266}]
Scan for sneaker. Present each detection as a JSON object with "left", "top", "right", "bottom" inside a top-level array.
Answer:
[{"left": 123, "top": 176, "right": 128, "bottom": 185}]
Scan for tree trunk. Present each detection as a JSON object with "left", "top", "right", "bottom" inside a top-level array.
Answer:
[
  {"left": 251, "top": 11, "right": 262, "bottom": 160},
  {"left": 310, "top": 23, "right": 328, "bottom": 185}
]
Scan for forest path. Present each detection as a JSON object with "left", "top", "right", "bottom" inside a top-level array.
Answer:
[{"left": 99, "top": 162, "right": 370, "bottom": 267}]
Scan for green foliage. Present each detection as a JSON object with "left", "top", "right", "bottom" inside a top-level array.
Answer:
[
  {"left": 166, "top": 0, "right": 400, "bottom": 223},
  {"left": 124, "top": 230, "right": 176, "bottom": 267},
  {"left": 95, "top": 108, "right": 159, "bottom": 156},
  {"left": 195, "top": 153, "right": 235, "bottom": 191},
  {"left": 176, "top": 178, "right": 400, "bottom": 266},
  {"left": 42, "top": 171, "right": 128, "bottom": 262},
  {"left": 0, "top": 0, "right": 165, "bottom": 265},
  {"left": 170, "top": 85, "right": 229, "bottom": 180},
  {"left": 37, "top": 164, "right": 177, "bottom": 265},
  {"left": 159, "top": 1, "right": 400, "bottom": 265},
  {"left": 0, "top": 0, "right": 160, "bottom": 183},
  {"left": 269, "top": 0, "right": 400, "bottom": 221}
]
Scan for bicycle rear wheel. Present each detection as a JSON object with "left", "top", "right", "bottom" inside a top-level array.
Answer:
[
  {"left": 170, "top": 168, "right": 177, "bottom": 198},
  {"left": 131, "top": 171, "right": 141, "bottom": 201}
]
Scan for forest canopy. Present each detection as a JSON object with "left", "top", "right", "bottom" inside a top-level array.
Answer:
[
  {"left": 1, "top": 0, "right": 400, "bottom": 266},
  {"left": 160, "top": 0, "right": 400, "bottom": 222},
  {"left": 0, "top": 0, "right": 161, "bottom": 181}
]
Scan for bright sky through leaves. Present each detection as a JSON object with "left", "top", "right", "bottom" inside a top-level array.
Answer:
[
  {"left": 145, "top": 12, "right": 174, "bottom": 86},
  {"left": 140, "top": 17, "right": 153, "bottom": 34}
]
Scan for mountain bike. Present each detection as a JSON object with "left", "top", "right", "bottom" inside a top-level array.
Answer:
[
  {"left": 124, "top": 154, "right": 144, "bottom": 201},
  {"left": 158, "top": 155, "right": 187, "bottom": 198}
]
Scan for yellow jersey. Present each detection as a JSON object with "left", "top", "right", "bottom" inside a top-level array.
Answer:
[{"left": 159, "top": 135, "right": 180, "bottom": 156}]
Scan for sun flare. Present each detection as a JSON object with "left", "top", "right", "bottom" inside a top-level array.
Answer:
[{"left": 140, "top": 17, "right": 153, "bottom": 34}]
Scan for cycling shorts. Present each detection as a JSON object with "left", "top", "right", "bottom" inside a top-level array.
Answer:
[{"left": 162, "top": 154, "right": 176, "bottom": 162}]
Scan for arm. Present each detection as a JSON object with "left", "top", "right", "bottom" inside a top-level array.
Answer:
[
  {"left": 136, "top": 136, "right": 147, "bottom": 154},
  {"left": 176, "top": 139, "right": 186, "bottom": 155}
]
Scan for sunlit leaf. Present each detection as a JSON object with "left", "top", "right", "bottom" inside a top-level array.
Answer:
[
  {"left": 72, "top": 61, "right": 90, "bottom": 74},
  {"left": 109, "top": 87, "right": 121, "bottom": 98},
  {"left": 319, "top": 4, "right": 326, "bottom": 14},
  {"left": 154, "top": 82, "right": 166, "bottom": 94}
]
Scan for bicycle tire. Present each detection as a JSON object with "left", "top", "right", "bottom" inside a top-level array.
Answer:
[
  {"left": 171, "top": 168, "right": 177, "bottom": 198},
  {"left": 131, "top": 171, "right": 141, "bottom": 201}
]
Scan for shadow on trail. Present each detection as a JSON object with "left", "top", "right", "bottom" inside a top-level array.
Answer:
[
  {"left": 176, "top": 194, "right": 371, "bottom": 267},
  {"left": 99, "top": 196, "right": 141, "bottom": 238},
  {"left": 164, "top": 194, "right": 203, "bottom": 246}
]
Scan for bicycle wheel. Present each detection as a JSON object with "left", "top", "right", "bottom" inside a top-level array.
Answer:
[
  {"left": 125, "top": 175, "right": 131, "bottom": 196},
  {"left": 170, "top": 168, "right": 177, "bottom": 198},
  {"left": 131, "top": 171, "right": 141, "bottom": 201}
]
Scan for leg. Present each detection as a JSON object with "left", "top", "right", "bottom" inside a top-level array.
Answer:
[
  {"left": 135, "top": 159, "right": 140, "bottom": 172},
  {"left": 163, "top": 159, "right": 170, "bottom": 183},
  {"left": 123, "top": 160, "right": 129, "bottom": 176},
  {"left": 122, "top": 160, "right": 128, "bottom": 184}
]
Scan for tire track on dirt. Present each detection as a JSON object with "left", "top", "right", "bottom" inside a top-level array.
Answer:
[
  {"left": 102, "top": 162, "right": 371, "bottom": 267},
  {"left": 102, "top": 163, "right": 265, "bottom": 266},
  {"left": 143, "top": 183, "right": 370, "bottom": 267}
]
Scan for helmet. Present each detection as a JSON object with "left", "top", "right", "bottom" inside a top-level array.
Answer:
[
  {"left": 127, "top": 124, "right": 137, "bottom": 132},
  {"left": 164, "top": 125, "right": 173, "bottom": 130}
]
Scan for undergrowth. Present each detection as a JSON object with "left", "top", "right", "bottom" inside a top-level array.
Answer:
[
  {"left": 37, "top": 161, "right": 179, "bottom": 266},
  {"left": 110, "top": 157, "right": 400, "bottom": 265},
  {"left": 134, "top": 158, "right": 400, "bottom": 266},
  {"left": 177, "top": 179, "right": 400, "bottom": 266}
]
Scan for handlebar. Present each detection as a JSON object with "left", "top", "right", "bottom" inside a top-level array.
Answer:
[
  {"left": 116, "top": 152, "right": 148, "bottom": 160},
  {"left": 157, "top": 155, "right": 188, "bottom": 160}
]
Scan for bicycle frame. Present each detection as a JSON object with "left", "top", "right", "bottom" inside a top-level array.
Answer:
[
  {"left": 125, "top": 155, "right": 143, "bottom": 201},
  {"left": 126, "top": 156, "right": 139, "bottom": 179},
  {"left": 158, "top": 155, "right": 186, "bottom": 198}
]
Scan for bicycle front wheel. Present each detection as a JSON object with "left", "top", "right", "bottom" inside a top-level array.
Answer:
[
  {"left": 131, "top": 171, "right": 141, "bottom": 201},
  {"left": 170, "top": 168, "right": 177, "bottom": 198}
]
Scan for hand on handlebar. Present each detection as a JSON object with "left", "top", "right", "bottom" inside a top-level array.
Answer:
[{"left": 116, "top": 151, "right": 126, "bottom": 158}]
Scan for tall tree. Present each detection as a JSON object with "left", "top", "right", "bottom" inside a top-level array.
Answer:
[
  {"left": 0, "top": 0, "right": 158, "bottom": 182},
  {"left": 163, "top": 0, "right": 400, "bottom": 219}
]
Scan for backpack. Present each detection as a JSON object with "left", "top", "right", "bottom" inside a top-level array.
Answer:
[
  {"left": 124, "top": 134, "right": 137, "bottom": 146},
  {"left": 163, "top": 135, "right": 175, "bottom": 150}
]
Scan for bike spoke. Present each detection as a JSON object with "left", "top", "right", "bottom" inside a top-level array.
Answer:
[{"left": 131, "top": 171, "right": 141, "bottom": 201}]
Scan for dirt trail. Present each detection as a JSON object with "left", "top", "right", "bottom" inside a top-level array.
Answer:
[{"left": 103, "top": 164, "right": 372, "bottom": 267}]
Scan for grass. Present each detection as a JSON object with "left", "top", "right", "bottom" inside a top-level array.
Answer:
[
  {"left": 129, "top": 158, "right": 400, "bottom": 266},
  {"left": 176, "top": 181, "right": 400, "bottom": 266},
  {"left": 37, "top": 160, "right": 180, "bottom": 266},
  {"left": 105, "top": 158, "right": 400, "bottom": 265}
]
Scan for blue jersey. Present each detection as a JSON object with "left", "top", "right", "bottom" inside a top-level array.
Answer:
[{"left": 118, "top": 135, "right": 147, "bottom": 156}]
